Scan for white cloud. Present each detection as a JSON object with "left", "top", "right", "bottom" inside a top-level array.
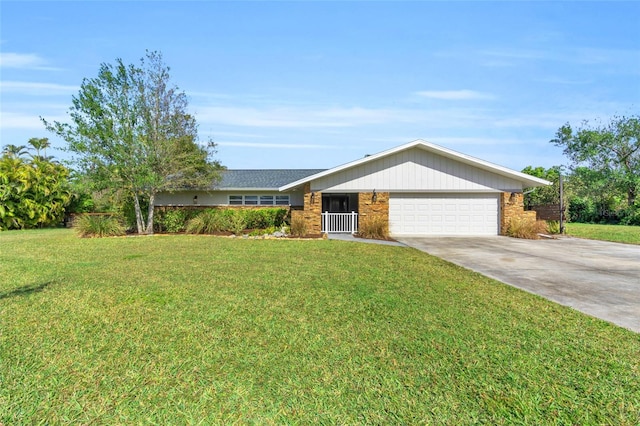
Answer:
[
  {"left": 0, "top": 52, "right": 43, "bottom": 68},
  {"left": 415, "top": 90, "right": 494, "bottom": 100},
  {"left": 0, "top": 112, "right": 47, "bottom": 130},
  {"left": 0, "top": 81, "right": 79, "bottom": 95},
  {"left": 0, "top": 53, "right": 60, "bottom": 70}
]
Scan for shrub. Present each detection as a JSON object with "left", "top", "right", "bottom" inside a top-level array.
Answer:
[
  {"left": 185, "top": 209, "right": 228, "bottom": 234},
  {"left": 156, "top": 209, "right": 188, "bottom": 233},
  {"left": 185, "top": 208, "right": 288, "bottom": 235},
  {"left": 74, "top": 214, "right": 125, "bottom": 238},
  {"left": 546, "top": 220, "right": 561, "bottom": 234},
  {"left": 507, "top": 217, "right": 548, "bottom": 239},
  {"left": 248, "top": 226, "right": 277, "bottom": 237},
  {"left": 619, "top": 205, "right": 640, "bottom": 226},
  {"left": 358, "top": 216, "right": 388, "bottom": 240},
  {"left": 227, "top": 210, "right": 247, "bottom": 235},
  {"left": 244, "top": 208, "right": 288, "bottom": 229},
  {"left": 290, "top": 216, "right": 307, "bottom": 237},
  {"left": 568, "top": 197, "right": 597, "bottom": 223}
]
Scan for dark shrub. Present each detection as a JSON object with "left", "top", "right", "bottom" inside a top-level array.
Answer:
[{"left": 156, "top": 209, "right": 188, "bottom": 233}]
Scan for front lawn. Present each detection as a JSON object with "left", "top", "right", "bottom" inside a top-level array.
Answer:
[
  {"left": 566, "top": 222, "right": 640, "bottom": 245},
  {"left": 1, "top": 229, "right": 639, "bottom": 424}
]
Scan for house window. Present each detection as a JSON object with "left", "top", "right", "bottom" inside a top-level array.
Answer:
[
  {"left": 275, "top": 195, "right": 290, "bottom": 205},
  {"left": 229, "top": 195, "right": 243, "bottom": 205},
  {"left": 260, "top": 195, "right": 274, "bottom": 205},
  {"left": 228, "top": 195, "right": 290, "bottom": 205}
]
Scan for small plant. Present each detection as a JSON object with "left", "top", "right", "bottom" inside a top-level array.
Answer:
[
  {"left": 546, "top": 220, "right": 561, "bottom": 234},
  {"left": 74, "top": 214, "right": 125, "bottom": 238},
  {"left": 186, "top": 209, "right": 228, "bottom": 234},
  {"left": 290, "top": 216, "right": 307, "bottom": 237},
  {"left": 248, "top": 226, "right": 277, "bottom": 237},
  {"left": 358, "top": 216, "right": 388, "bottom": 240},
  {"left": 507, "top": 217, "right": 548, "bottom": 239}
]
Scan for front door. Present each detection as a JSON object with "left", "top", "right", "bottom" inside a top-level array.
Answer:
[{"left": 322, "top": 194, "right": 350, "bottom": 213}]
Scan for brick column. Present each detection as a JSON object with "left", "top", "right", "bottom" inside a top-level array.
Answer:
[
  {"left": 301, "top": 182, "right": 322, "bottom": 234},
  {"left": 500, "top": 192, "right": 537, "bottom": 235},
  {"left": 358, "top": 191, "right": 389, "bottom": 232}
]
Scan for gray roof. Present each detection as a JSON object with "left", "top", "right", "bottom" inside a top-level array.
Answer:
[{"left": 216, "top": 169, "right": 326, "bottom": 190}]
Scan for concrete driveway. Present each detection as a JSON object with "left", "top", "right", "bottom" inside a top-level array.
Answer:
[{"left": 396, "top": 236, "right": 640, "bottom": 333}]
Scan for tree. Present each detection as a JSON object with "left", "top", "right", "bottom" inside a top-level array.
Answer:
[
  {"left": 521, "top": 166, "right": 561, "bottom": 208},
  {"left": 2, "top": 144, "right": 28, "bottom": 158},
  {"left": 0, "top": 140, "right": 72, "bottom": 230},
  {"left": 551, "top": 115, "right": 640, "bottom": 207},
  {"left": 43, "top": 51, "right": 221, "bottom": 234},
  {"left": 28, "top": 137, "right": 51, "bottom": 160}
]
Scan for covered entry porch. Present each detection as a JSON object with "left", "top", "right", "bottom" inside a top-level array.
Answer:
[{"left": 321, "top": 193, "right": 359, "bottom": 234}]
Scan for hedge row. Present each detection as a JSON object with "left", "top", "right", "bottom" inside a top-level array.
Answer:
[{"left": 155, "top": 208, "right": 288, "bottom": 234}]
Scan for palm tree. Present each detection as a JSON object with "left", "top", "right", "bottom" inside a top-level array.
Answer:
[
  {"left": 28, "top": 137, "right": 51, "bottom": 159},
  {"left": 2, "top": 144, "right": 28, "bottom": 158}
]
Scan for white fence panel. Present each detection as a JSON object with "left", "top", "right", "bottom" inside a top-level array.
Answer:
[{"left": 321, "top": 212, "right": 358, "bottom": 234}]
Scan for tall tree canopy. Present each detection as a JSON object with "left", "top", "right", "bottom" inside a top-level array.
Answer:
[
  {"left": 551, "top": 115, "right": 640, "bottom": 207},
  {"left": 44, "top": 51, "right": 221, "bottom": 234}
]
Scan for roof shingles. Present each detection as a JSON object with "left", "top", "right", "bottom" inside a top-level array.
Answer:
[{"left": 216, "top": 169, "right": 326, "bottom": 190}]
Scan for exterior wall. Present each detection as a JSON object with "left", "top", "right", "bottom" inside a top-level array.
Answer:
[
  {"left": 291, "top": 182, "right": 322, "bottom": 234},
  {"left": 154, "top": 190, "right": 304, "bottom": 207},
  {"left": 358, "top": 191, "right": 389, "bottom": 233},
  {"left": 312, "top": 147, "right": 524, "bottom": 193},
  {"left": 499, "top": 192, "right": 537, "bottom": 235}
]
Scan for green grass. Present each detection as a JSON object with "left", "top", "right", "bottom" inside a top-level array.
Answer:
[
  {"left": 1, "top": 229, "right": 639, "bottom": 424},
  {"left": 566, "top": 223, "right": 640, "bottom": 245}
]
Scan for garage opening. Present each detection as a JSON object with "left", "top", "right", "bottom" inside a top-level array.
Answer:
[{"left": 389, "top": 193, "right": 499, "bottom": 236}]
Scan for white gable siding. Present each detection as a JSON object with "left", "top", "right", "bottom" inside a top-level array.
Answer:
[{"left": 311, "top": 147, "right": 524, "bottom": 192}]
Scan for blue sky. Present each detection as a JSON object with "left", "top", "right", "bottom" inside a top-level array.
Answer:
[{"left": 1, "top": 1, "right": 638, "bottom": 171}]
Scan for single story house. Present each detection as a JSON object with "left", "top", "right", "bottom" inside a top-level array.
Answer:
[{"left": 154, "top": 140, "right": 551, "bottom": 236}]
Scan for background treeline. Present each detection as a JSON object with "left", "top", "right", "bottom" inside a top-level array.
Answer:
[{"left": 523, "top": 115, "right": 639, "bottom": 225}]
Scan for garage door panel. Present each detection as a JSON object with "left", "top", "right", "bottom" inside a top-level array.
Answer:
[{"left": 389, "top": 194, "right": 498, "bottom": 236}]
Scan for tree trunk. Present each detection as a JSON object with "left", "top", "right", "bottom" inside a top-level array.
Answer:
[
  {"left": 145, "top": 193, "right": 155, "bottom": 235},
  {"left": 133, "top": 194, "right": 145, "bottom": 234}
]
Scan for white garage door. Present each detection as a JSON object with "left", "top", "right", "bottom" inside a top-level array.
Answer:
[{"left": 389, "top": 193, "right": 499, "bottom": 236}]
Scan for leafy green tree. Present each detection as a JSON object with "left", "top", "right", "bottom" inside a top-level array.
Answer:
[
  {"left": 43, "top": 51, "right": 221, "bottom": 234},
  {"left": 551, "top": 115, "right": 640, "bottom": 207},
  {"left": 521, "top": 166, "right": 561, "bottom": 207},
  {"left": 0, "top": 141, "right": 72, "bottom": 230}
]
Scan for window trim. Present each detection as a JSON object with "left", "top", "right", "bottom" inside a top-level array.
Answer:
[{"left": 228, "top": 194, "right": 290, "bottom": 206}]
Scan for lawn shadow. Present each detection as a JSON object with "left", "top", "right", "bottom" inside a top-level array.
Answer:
[{"left": 0, "top": 281, "right": 56, "bottom": 301}]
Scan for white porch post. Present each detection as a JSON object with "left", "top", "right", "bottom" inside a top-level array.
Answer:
[{"left": 351, "top": 211, "right": 356, "bottom": 234}]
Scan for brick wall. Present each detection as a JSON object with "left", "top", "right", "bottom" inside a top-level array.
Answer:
[
  {"left": 499, "top": 192, "right": 537, "bottom": 235},
  {"left": 358, "top": 191, "right": 389, "bottom": 233},
  {"left": 291, "top": 182, "right": 322, "bottom": 234}
]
